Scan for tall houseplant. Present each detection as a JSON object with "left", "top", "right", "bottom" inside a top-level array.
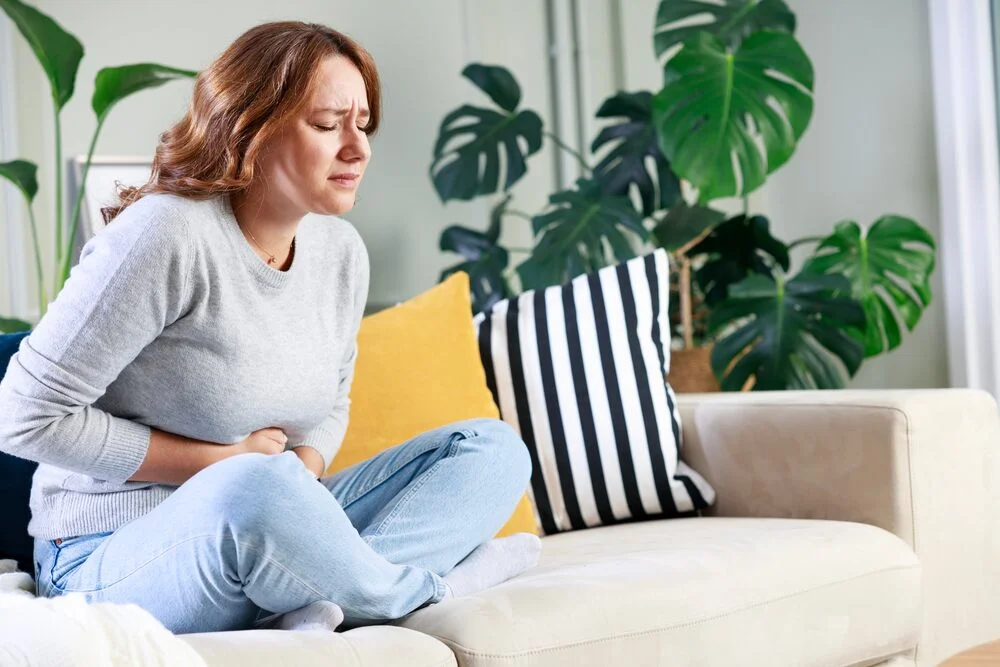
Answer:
[
  {"left": 431, "top": 0, "right": 936, "bottom": 392},
  {"left": 0, "top": 0, "right": 196, "bottom": 331}
]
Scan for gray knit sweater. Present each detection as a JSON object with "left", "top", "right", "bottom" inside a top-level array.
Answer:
[{"left": 0, "top": 192, "right": 369, "bottom": 541}]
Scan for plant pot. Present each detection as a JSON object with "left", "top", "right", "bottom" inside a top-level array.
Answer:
[{"left": 668, "top": 346, "right": 720, "bottom": 393}]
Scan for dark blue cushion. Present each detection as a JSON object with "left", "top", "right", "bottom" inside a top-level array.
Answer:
[{"left": 0, "top": 331, "right": 37, "bottom": 573}]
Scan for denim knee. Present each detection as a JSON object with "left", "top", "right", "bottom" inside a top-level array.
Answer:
[
  {"left": 196, "top": 451, "right": 309, "bottom": 533},
  {"left": 451, "top": 418, "right": 532, "bottom": 493}
]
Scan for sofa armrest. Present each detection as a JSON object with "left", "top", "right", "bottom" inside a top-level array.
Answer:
[{"left": 677, "top": 389, "right": 1000, "bottom": 666}]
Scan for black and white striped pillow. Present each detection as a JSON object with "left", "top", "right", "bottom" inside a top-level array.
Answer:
[{"left": 473, "top": 248, "right": 715, "bottom": 535}]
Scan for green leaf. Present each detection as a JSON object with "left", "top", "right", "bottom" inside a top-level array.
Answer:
[
  {"left": 0, "top": 0, "right": 83, "bottom": 110},
  {"left": 517, "top": 179, "right": 647, "bottom": 290},
  {"left": 690, "top": 214, "right": 790, "bottom": 305},
  {"left": 652, "top": 31, "right": 814, "bottom": 201},
  {"left": 803, "top": 216, "right": 936, "bottom": 357},
  {"left": 93, "top": 63, "right": 198, "bottom": 123},
  {"left": 462, "top": 64, "right": 521, "bottom": 113},
  {"left": 430, "top": 64, "right": 542, "bottom": 203},
  {"left": 430, "top": 101, "right": 543, "bottom": 202},
  {"left": 709, "top": 272, "right": 865, "bottom": 391},
  {"left": 651, "top": 201, "right": 725, "bottom": 252},
  {"left": 439, "top": 196, "right": 513, "bottom": 313},
  {"left": 654, "top": 0, "right": 796, "bottom": 56},
  {"left": 0, "top": 316, "right": 32, "bottom": 333},
  {"left": 0, "top": 160, "right": 38, "bottom": 203},
  {"left": 591, "top": 91, "right": 681, "bottom": 217}
]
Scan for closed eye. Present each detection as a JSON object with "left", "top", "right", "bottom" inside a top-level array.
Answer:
[{"left": 315, "top": 124, "right": 368, "bottom": 133}]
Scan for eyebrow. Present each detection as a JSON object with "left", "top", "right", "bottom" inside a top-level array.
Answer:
[{"left": 314, "top": 106, "right": 371, "bottom": 120}]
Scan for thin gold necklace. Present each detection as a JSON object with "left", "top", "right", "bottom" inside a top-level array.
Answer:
[{"left": 241, "top": 223, "right": 295, "bottom": 266}]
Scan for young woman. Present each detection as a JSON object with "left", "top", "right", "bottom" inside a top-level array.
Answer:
[{"left": 0, "top": 21, "right": 538, "bottom": 634}]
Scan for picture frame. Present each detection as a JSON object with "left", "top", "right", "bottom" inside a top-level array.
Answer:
[{"left": 67, "top": 155, "right": 153, "bottom": 265}]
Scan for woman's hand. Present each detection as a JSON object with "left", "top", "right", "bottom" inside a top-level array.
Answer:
[
  {"left": 231, "top": 428, "right": 323, "bottom": 479},
  {"left": 235, "top": 427, "right": 287, "bottom": 456},
  {"left": 291, "top": 446, "right": 324, "bottom": 479}
]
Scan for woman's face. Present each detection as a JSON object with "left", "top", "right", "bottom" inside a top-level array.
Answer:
[{"left": 256, "top": 55, "right": 372, "bottom": 217}]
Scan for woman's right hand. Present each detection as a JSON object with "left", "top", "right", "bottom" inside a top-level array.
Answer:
[{"left": 235, "top": 427, "right": 288, "bottom": 456}]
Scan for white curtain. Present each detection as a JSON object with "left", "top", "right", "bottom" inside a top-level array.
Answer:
[{"left": 928, "top": 0, "right": 1000, "bottom": 397}]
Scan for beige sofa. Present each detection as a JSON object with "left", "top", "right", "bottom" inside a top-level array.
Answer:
[{"left": 179, "top": 389, "right": 1000, "bottom": 667}]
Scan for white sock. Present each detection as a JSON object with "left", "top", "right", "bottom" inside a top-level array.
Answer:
[
  {"left": 442, "top": 533, "right": 541, "bottom": 598},
  {"left": 254, "top": 600, "right": 344, "bottom": 632}
]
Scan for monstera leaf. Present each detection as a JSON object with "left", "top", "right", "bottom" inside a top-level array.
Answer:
[
  {"left": 517, "top": 179, "right": 647, "bottom": 290},
  {"left": 652, "top": 31, "right": 814, "bottom": 201},
  {"left": 439, "top": 195, "right": 514, "bottom": 313},
  {"left": 431, "top": 64, "right": 543, "bottom": 203},
  {"left": 690, "top": 214, "right": 790, "bottom": 305},
  {"left": 0, "top": 0, "right": 83, "bottom": 111},
  {"left": 709, "top": 272, "right": 866, "bottom": 391},
  {"left": 651, "top": 201, "right": 725, "bottom": 252},
  {"left": 591, "top": 91, "right": 680, "bottom": 217},
  {"left": 804, "top": 216, "right": 936, "bottom": 357},
  {"left": 653, "top": 0, "right": 796, "bottom": 56}
]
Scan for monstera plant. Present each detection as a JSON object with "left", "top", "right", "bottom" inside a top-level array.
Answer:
[
  {"left": 0, "top": 0, "right": 196, "bottom": 331},
  {"left": 432, "top": 0, "right": 938, "bottom": 391}
]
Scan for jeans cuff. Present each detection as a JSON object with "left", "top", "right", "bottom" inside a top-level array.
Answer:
[{"left": 430, "top": 574, "right": 449, "bottom": 603}]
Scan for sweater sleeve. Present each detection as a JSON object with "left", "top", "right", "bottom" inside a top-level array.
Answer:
[
  {"left": 0, "top": 200, "right": 193, "bottom": 484},
  {"left": 291, "top": 233, "right": 370, "bottom": 472}
]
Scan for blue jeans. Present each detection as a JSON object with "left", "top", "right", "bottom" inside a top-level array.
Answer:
[{"left": 32, "top": 418, "right": 531, "bottom": 634}]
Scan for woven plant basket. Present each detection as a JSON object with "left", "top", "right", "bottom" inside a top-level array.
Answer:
[{"left": 668, "top": 346, "right": 720, "bottom": 393}]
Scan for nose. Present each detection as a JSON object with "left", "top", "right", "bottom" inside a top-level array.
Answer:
[{"left": 339, "top": 128, "right": 370, "bottom": 164}]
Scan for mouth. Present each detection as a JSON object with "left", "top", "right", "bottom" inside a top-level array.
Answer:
[{"left": 328, "top": 174, "right": 360, "bottom": 188}]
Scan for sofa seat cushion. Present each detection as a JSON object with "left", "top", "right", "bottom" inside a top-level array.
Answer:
[
  {"left": 398, "top": 517, "right": 922, "bottom": 667},
  {"left": 179, "top": 625, "right": 456, "bottom": 667}
]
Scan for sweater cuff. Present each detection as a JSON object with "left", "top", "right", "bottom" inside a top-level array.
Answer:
[
  {"left": 294, "top": 423, "right": 345, "bottom": 473},
  {"left": 91, "top": 417, "right": 152, "bottom": 484}
]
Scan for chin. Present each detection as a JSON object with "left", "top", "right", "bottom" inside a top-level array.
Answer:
[
  {"left": 331, "top": 201, "right": 355, "bottom": 216},
  {"left": 316, "top": 197, "right": 354, "bottom": 217}
]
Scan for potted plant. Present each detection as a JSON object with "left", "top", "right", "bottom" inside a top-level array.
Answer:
[
  {"left": 431, "top": 0, "right": 936, "bottom": 392},
  {"left": 0, "top": 0, "right": 196, "bottom": 332}
]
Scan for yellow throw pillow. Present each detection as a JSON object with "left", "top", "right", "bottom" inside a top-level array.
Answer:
[{"left": 326, "top": 271, "right": 539, "bottom": 538}]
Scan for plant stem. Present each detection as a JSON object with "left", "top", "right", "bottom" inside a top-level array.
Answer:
[
  {"left": 59, "top": 117, "right": 106, "bottom": 292},
  {"left": 787, "top": 235, "right": 825, "bottom": 250},
  {"left": 675, "top": 225, "right": 716, "bottom": 258},
  {"left": 543, "top": 130, "right": 591, "bottom": 174},
  {"left": 679, "top": 255, "right": 694, "bottom": 349},
  {"left": 505, "top": 208, "right": 535, "bottom": 222},
  {"left": 53, "top": 112, "right": 63, "bottom": 301},
  {"left": 24, "top": 204, "right": 48, "bottom": 318}
]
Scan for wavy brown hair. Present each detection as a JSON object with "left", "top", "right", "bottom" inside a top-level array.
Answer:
[{"left": 102, "top": 21, "right": 381, "bottom": 224}]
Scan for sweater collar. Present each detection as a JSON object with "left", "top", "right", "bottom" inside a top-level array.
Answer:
[{"left": 216, "top": 193, "right": 301, "bottom": 289}]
